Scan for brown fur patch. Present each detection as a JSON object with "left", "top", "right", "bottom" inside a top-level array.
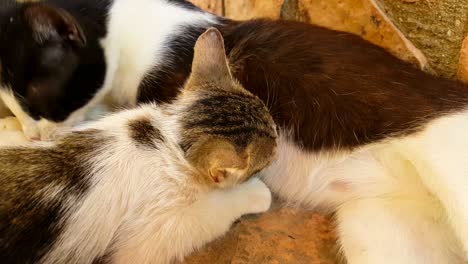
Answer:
[
  {"left": 0, "top": 129, "right": 110, "bottom": 263},
  {"left": 128, "top": 117, "right": 163, "bottom": 149}
]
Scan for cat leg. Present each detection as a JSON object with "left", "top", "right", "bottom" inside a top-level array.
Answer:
[
  {"left": 111, "top": 177, "right": 272, "bottom": 264},
  {"left": 337, "top": 198, "right": 463, "bottom": 264},
  {"left": 31, "top": 105, "right": 109, "bottom": 141},
  {"left": 0, "top": 89, "right": 43, "bottom": 140},
  {"left": 0, "top": 117, "right": 29, "bottom": 146},
  {"left": 0, "top": 90, "right": 67, "bottom": 141}
]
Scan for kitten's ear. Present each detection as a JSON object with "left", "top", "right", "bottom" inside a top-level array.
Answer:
[
  {"left": 208, "top": 149, "right": 248, "bottom": 185},
  {"left": 187, "top": 139, "right": 250, "bottom": 187},
  {"left": 23, "top": 3, "right": 86, "bottom": 47},
  {"left": 186, "top": 27, "right": 232, "bottom": 88}
]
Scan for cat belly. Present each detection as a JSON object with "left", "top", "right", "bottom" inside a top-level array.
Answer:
[
  {"left": 396, "top": 109, "right": 468, "bottom": 256},
  {"left": 260, "top": 133, "right": 417, "bottom": 210},
  {"left": 262, "top": 119, "right": 468, "bottom": 210},
  {"left": 263, "top": 129, "right": 468, "bottom": 264},
  {"left": 337, "top": 196, "right": 463, "bottom": 264}
]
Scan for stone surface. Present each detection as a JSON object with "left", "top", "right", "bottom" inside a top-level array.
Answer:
[
  {"left": 182, "top": 201, "right": 339, "bottom": 264},
  {"left": 458, "top": 36, "right": 468, "bottom": 83},
  {"left": 190, "top": 0, "right": 224, "bottom": 15},
  {"left": 224, "top": 0, "right": 284, "bottom": 20},
  {"left": 377, "top": 0, "right": 468, "bottom": 78}
]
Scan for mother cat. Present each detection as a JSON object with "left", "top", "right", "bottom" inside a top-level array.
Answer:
[{"left": 1, "top": 0, "right": 468, "bottom": 263}]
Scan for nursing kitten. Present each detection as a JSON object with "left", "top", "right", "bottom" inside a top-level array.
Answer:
[
  {"left": 0, "top": 28, "right": 277, "bottom": 264},
  {"left": 2, "top": 1, "right": 468, "bottom": 263}
]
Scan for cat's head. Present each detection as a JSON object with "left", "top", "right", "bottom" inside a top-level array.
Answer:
[
  {"left": 176, "top": 28, "right": 278, "bottom": 188},
  {"left": 0, "top": 1, "right": 104, "bottom": 129}
]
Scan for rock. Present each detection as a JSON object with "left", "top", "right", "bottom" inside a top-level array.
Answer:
[
  {"left": 182, "top": 201, "right": 339, "bottom": 264},
  {"left": 224, "top": 0, "right": 284, "bottom": 20},
  {"left": 189, "top": 0, "right": 224, "bottom": 15},
  {"left": 377, "top": 0, "right": 468, "bottom": 78},
  {"left": 280, "top": 0, "right": 309, "bottom": 22},
  {"left": 189, "top": 0, "right": 285, "bottom": 20},
  {"left": 458, "top": 36, "right": 468, "bottom": 83}
]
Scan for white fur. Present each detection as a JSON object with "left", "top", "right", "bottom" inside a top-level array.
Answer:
[
  {"left": 337, "top": 198, "right": 462, "bottom": 264},
  {"left": 110, "top": 178, "right": 270, "bottom": 264},
  {"left": 39, "top": 104, "right": 271, "bottom": 264},
  {"left": 399, "top": 112, "right": 468, "bottom": 256},
  {"left": 262, "top": 110, "right": 468, "bottom": 263},
  {"left": 0, "top": 116, "right": 29, "bottom": 146},
  {"left": 102, "top": 0, "right": 217, "bottom": 107}
]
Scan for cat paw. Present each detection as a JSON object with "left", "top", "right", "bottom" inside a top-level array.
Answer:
[
  {"left": 0, "top": 117, "right": 62, "bottom": 141},
  {"left": 22, "top": 124, "right": 41, "bottom": 141},
  {"left": 23, "top": 120, "right": 62, "bottom": 141},
  {"left": 0, "top": 117, "right": 22, "bottom": 131},
  {"left": 37, "top": 126, "right": 61, "bottom": 141},
  {"left": 241, "top": 177, "right": 272, "bottom": 214}
]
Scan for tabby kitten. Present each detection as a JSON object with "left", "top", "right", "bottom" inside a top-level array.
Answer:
[{"left": 0, "top": 28, "right": 277, "bottom": 264}]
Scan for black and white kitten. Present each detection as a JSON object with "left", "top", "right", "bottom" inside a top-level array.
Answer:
[
  {"left": 2, "top": 1, "right": 468, "bottom": 263},
  {"left": 0, "top": 28, "right": 277, "bottom": 264}
]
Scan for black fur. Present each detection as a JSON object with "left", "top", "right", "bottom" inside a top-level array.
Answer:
[{"left": 0, "top": 0, "right": 110, "bottom": 122}]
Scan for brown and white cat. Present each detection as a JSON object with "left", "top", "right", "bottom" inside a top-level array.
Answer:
[
  {"left": 2, "top": 1, "right": 468, "bottom": 263},
  {"left": 0, "top": 28, "right": 277, "bottom": 264}
]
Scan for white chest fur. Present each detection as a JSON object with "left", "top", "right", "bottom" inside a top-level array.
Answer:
[{"left": 101, "top": 0, "right": 217, "bottom": 107}]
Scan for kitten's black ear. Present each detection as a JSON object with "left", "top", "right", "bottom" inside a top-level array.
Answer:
[
  {"left": 186, "top": 27, "right": 232, "bottom": 88},
  {"left": 23, "top": 3, "right": 86, "bottom": 47}
]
